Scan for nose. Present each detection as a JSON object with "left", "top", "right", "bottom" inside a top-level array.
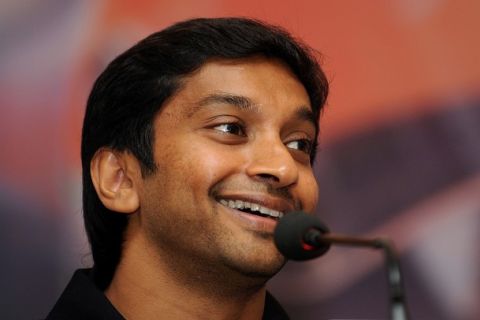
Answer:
[{"left": 245, "top": 136, "right": 299, "bottom": 188}]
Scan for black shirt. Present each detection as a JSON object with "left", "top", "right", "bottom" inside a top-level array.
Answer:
[{"left": 46, "top": 269, "right": 290, "bottom": 320}]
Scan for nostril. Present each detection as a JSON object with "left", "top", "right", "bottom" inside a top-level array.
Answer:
[{"left": 256, "top": 173, "right": 280, "bottom": 183}]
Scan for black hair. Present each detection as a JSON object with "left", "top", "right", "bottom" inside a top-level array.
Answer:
[{"left": 81, "top": 17, "right": 329, "bottom": 289}]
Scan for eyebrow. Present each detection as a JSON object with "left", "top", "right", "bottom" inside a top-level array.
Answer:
[
  {"left": 197, "top": 92, "right": 259, "bottom": 112},
  {"left": 193, "top": 92, "right": 318, "bottom": 129},
  {"left": 294, "top": 106, "right": 317, "bottom": 129}
]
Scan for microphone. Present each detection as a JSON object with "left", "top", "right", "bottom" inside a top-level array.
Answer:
[
  {"left": 274, "top": 211, "right": 331, "bottom": 260},
  {"left": 274, "top": 211, "right": 387, "bottom": 260},
  {"left": 274, "top": 211, "right": 410, "bottom": 320}
]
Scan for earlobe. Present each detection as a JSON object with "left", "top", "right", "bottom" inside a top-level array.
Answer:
[{"left": 90, "top": 149, "right": 140, "bottom": 214}]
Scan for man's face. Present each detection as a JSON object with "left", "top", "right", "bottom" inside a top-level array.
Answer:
[{"left": 138, "top": 57, "right": 319, "bottom": 279}]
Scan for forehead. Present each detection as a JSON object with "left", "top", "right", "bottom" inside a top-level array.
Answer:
[{"left": 165, "top": 57, "right": 312, "bottom": 118}]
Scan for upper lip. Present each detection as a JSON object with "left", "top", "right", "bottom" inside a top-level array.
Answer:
[{"left": 214, "top": 193, "right": 296, "bottom": 214}]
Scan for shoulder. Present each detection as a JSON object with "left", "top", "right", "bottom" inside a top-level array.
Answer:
[
  {"left": 45, "top": 269, "right": 124, "bottom": 320},
  {"left": 263, "top": 291, "right": 290, "bottom": 320}
]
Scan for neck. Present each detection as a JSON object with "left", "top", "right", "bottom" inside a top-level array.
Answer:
[{"left": 105, "top": 220, "right": 268, "bottom": 320}]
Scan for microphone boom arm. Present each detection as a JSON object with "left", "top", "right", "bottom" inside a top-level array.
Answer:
[{"left": 307, "top": 230, "right": 410, "bottom": 320}]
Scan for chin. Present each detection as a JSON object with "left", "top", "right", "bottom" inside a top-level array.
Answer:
[{"left": 223, "top": 251, "right": 287, "bottom": 280}]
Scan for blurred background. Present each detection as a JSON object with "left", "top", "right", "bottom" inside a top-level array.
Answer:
[{"left": 1, "top": 0, "right": 479, "bottom": 319}]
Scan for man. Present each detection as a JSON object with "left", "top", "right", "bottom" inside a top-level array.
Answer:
[{"left": 47, "top": 17, "right": 328, "bottom": 319}]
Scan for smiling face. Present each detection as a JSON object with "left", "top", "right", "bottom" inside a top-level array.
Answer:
[{"left": 137, "top": 57, "right": 319, "bottom": 280}]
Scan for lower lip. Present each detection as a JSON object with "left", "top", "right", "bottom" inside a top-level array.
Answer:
[{"left": 218, "top": 203, "right": 279, "bottom": 232}]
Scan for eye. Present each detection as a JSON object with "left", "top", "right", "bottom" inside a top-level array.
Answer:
[
  {"left": 286, "top": 139, "right": 313, "bottom": 154},
  {"left": 213, "top": 123, "right": 246, "bottom": 136}
]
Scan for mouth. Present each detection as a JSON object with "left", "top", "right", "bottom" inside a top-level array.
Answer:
[{"left": 217, "top": 198, "right": 285, "bottom": 221}]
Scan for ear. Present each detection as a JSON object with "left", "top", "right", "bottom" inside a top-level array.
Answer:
[{"left": 90, "top": 149, "right": 140, "bottom": 214}]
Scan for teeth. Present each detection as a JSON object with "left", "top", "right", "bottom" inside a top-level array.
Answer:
[
  {"left": 218, "top": 199, "right": 284, "bottom": 219},
  {"left": 235, "top": 200, "right": 244, "bottom": 209}
]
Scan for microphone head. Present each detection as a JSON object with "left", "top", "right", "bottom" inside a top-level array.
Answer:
[{"left": 274, "top": 211, "right": 331, "bottom": 261}]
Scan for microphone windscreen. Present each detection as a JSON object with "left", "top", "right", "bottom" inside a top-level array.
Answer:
[{"left": 274, "top": 211, "right": 331, "bottom": 261}]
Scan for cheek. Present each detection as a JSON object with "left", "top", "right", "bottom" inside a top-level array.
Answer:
[
  {"left": 190, "top": 152, "right": 228, "bottom": 191},
  {"left": 300, "top": 170, "right": 319, "bottom": 212},
  {"left": 159, "top": 139, "right": 241, "bottom": 193}
]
